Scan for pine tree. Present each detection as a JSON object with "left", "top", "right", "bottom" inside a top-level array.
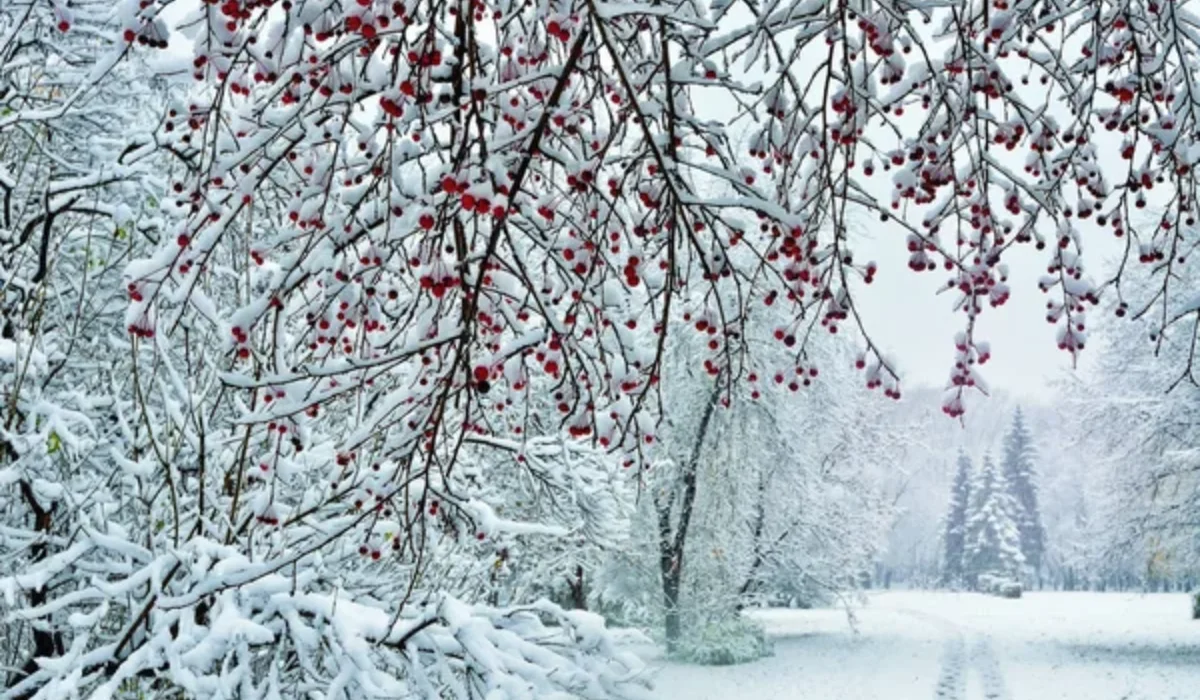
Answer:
[
  {"left": 941, "top": 451, "right": 972, "bottom": 587},
  {"left": 1001, "top": 408, "right": 1047, "bottom": 579},
  {"left": 964, "top": 454, "right": 1025, "bottom": 588}
]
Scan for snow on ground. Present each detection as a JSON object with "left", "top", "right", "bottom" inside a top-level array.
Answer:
[{"left": 645, "top": 591, "right": 1200, "bottom": 699}]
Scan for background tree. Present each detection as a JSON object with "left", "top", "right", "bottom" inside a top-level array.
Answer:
[
  {"left": 964, "top": 454, "right": 1025, "bottom": 587},
  {"left": 1058, "top": 241, "right": 1200, "bottom": 594},
  {"left": 626, "top": 320, "right": 890, "bottom": 655},
  {"left": 0, "top": 1, "right": 171, "bottom": 691},
  {"left": 1000, "top": 408, "right": 1047, "bottom": 584},
  {"left": 941, "top": 451, "right": 973, "bottom": 587},
  {"left": 871, "top": 388, "right": 1030, "bottom": 588}
]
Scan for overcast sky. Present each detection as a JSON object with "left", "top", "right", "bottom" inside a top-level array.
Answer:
[{"left": 853, "top": 224, "right": 1124, "bottom": 403}]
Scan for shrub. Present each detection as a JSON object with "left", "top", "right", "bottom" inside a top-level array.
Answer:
[
  {"left": 975, "top": 574, "right": 1021, "bottom": 598},
  {"left": 675, "top": 616, "right": 773, "bottom": 666},
  {"left": 998, "top": 581, "right": 1023, "bottom": 599}
]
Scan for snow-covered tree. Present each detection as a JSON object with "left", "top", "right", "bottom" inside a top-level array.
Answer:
[
  {"left": 1058, "top": 234, "right": 1200, "bottom": 593},
  {"left": 3, "top": 6, "right": 652, "bottom": 695},
  {"left": 871, "top": 388, "right": 1040, "bottom": 588},
  {"left": 0, "top": 1, "right": 174, "bottom": 690},
  {"left": 964, "top": 454, "right": 1025, "bottom": 587},
  {"left": 9, "top": 0, "right": 1200, "bottom": 693},
  {"left": 1000, "top": 408, "right": 1046, "bottom": 581},
  {"left": 940, "top": 451, "right": 973, "bottom": 587},
  {"left": 737, "top": 396, "right": 891, "bottom": 609},
  {"left": 595, "top": 322, "right": 890, "bottom": 656}
]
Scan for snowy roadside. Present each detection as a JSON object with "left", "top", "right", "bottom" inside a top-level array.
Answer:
[{"left": 632, "top": 591, "right": 1200, "bottom": 700}]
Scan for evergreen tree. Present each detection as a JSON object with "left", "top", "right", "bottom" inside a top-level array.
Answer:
[
  {"left": 964, "top": 454, "right": 1025, "bottom": 587},
  {"left": 941, "top": 451, "right": 973, "bottom": 587},
  {"left": 1001, "top": 408, "right": 1047, "bottom": 578}
]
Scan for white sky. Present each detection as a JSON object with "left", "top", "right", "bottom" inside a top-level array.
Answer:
[{"left": 853, "top": 222, "right": 1123, "bottom": 402}]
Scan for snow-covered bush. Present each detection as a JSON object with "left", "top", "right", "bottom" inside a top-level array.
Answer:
[
  {"left": 998, "top": 581, "right": 1024, "bottom": 599},
  {"left": 977, "top": 574, "right": 997, "bottom": 592},
  {"left": 976, "top": 574, "right": 1022, "bottom": 598},
  {"left": 673, "top": 615, "right": 772, "bottom": 666},
  {"left": 0, "top": 0, "right": 171, "bottom": 690}
]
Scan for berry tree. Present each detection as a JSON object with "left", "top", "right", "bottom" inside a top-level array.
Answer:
[
  {"left": 132, "top": 0, "right": 1200, "bottom": 488},
  {"left": 4, "top": 2, "right": 652, "bottom": 697},
  {"left": 128, "top": 0, "right": 1200, "bottom": 687}
]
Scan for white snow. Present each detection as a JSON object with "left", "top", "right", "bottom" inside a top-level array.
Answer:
[{"left": 643, "top": 591, "right": 1200, "bottom": 699}]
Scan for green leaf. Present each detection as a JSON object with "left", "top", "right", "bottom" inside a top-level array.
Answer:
[{"left": 46, "top": 431, "right": 61, "bottom": 455}]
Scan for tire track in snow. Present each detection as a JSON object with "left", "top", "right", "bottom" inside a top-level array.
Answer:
[
  {"left": 888, "top": 606, "right": 968, "bottom": 699},
  {"left": 934, "top": 634, "right": 968, "bottom": 700},
  {"left": 892, "top": 605, "right": 1009, "bottom": 700},
  {"left": 969, "top": 638, "right": 1010, "bottom": 700}
]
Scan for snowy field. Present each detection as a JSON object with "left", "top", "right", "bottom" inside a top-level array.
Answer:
[{"left": 645, "top": 591, "right": 1200, "bottom": 699}]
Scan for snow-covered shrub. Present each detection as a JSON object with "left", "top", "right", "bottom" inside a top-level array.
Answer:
[
  {"left": 999, "top": 581, "right": 1023, "bottom": 599},
  {"left": 976, "top": 575, "right": 1022, "bottom": 598},
  {"left": 674, "top": 615, "right": 772, "bottom": 666},
  {"left": 592, "top": 513, "right": 664, "bottom": 631}
]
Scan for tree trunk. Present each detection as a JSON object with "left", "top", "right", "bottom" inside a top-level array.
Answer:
[
  {"left": 13, "top": 479, "right": 62, "bottom": 698},
  {"left": 663, "top": 571, "right": 682, "bottom": 649},
  {"left": 737, "top": 468, "right": 769, "bottom": 606},
  {"left": 656, "top": 378, "right": 723, "bottom": 653},
  {"left": 566, "top": 565, "right": 587, "bottom": 611}
]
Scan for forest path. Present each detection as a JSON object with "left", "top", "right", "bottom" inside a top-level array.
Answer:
[{"left": 646, "top": 591, "right": 1200, "bottom": 700}]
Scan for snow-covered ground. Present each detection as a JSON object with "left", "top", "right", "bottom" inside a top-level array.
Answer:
[{"left": 646, "top": 591, "right": 1200, "bottom": 699}]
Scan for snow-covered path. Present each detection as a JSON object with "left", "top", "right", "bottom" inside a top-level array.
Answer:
[{"left": 647, "top": 592, "right": 1200, "bottom": 699}]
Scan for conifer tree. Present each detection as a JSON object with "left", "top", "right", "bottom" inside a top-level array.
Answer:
[
  {"left": 964, "top": 454, "right": 1025, "bottom": 588},
  {"left": 941, "top": 451, "right": 972, "bottom": 587},
  {"left": 1001, "top": 409, "right": 1047, "bottom": 579}
]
